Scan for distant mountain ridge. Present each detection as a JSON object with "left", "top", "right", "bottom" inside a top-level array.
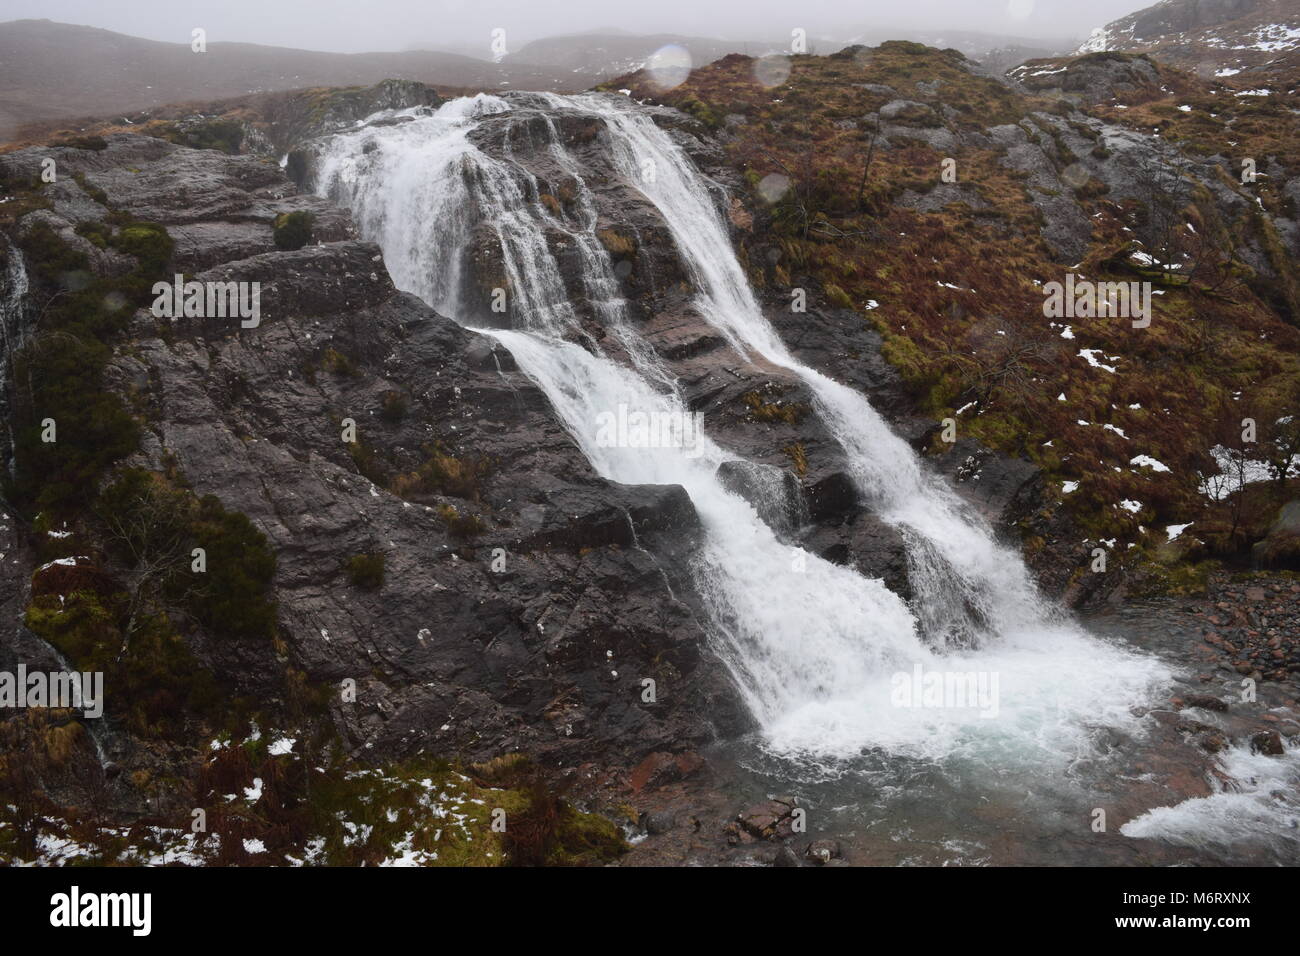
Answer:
[
  {"left": 0, "top": 18, "right": 1079, "bottom": 143},
  {"left": 504, "top": 27, "right": 1075, "bottom": 79},
  {"left": 0, "top": 18, "right": 584, "bottom": 140},
  {"left": 1076, "top": 0, "right": 1300, "bottom": 76}
]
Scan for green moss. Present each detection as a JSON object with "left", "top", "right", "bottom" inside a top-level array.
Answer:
[
  {"left": 546, "top": 802, "right": 629, "bottom": 865},
  {"left": 379, "top": 390, "right": 408, "bottom": 423},
  {"left": 187, "top": 495, "right": 278, "bottom": 641},
  {"left": 299, "top": 757, "right": 515, "bottom": 866},
  {"left": 96, "top": 468, "right": 279, "bottom": 643},
  {"left": 347, "top": 438, "right": 390, "bottom": 487},
  {"left": 677, "top": 94, "right": 722, "bottom": 130},
  {"left": 273, "top": 211, "right": 314, "bottom": 251},
  {"left": 7, "top": 218, "right": 176, "bottom": 515},
  {"left": 597, "top": 228, "right": 637, "bottom": 258},
  {"left": 110, "top": 222, "right": 174, "bottom": 280},
  {"left": 52, "top": 135, "right": 108, "bottom": 151},
  {"left": 161, "top": 119, "right": 244, "bottom": 155},
  {"left": 321, "top": 346, "right": 355, "bottom": 376},
  {"left": 437, "top": 503, "right": 485, "bottom": 540},
  {"left": 391, "top": 446, "right": 492, "bottom": 502},
  {"left": 741, "top": 389, "right": 808, "bottom": 424},
  {"left": 24, "top": 591, "right": 225, "bottom": 740},
  {"left": 468, "top": 754, "right": 628, "bottom": 866},
  {"left": 783, "top": 442, "right": 808, "bottom": 476},
  {"left": 70, "top": 172, "right": 108, "bottom": 206},
  {"left": 73, "top": 220, "right": 110, "bottom": 248},
  {"left": 1132, "top": 557, "right": 1223, "bottom": 598},
  {"left": 824, "top": 282, "right": 854, "bottom": 309},
  {"left": 346, "top": 552, "right": 385, "bottom": 590},
  {"left": 880, "top": 334, "right": 931, "bottom": 389}
]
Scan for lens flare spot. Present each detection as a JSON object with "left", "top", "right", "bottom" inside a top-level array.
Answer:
[
  {"left": 757, "top": 173, "right": 791, "bottom": 204},
  {"left": 645, "top": 44, "right": 692, "bottom": 91},
  {"left": 753, "top": 54, "right": 792, "bottom": 89}
]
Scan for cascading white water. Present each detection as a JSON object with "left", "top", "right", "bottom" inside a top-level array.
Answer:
[
  {"left": 567, "top": 91, "right": 1047, "bottom": 647},
  {"left": 1, "top": 236, "right": 30, "bottom": 473},
  {"left": 314, "top": 92, "right": 1170, "bottom": 772},
  {"left": 1, "top": 237, "right": 29, "bottom": 380}
]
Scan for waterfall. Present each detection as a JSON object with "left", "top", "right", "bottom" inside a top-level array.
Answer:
[
  {"left": 564, "top": 91, "right": 1047, "bottom": 648},
  {"left": 314, "top": 93, "right": 1170, "bottom": 771},
  {"left": 0, "top": 236, "right": 30, "bottom": 476}
]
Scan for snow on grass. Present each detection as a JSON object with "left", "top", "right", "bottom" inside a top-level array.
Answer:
[
  {"left": 1129, "top": 454, "right": 1169, "bottom": 472},
  {"left": 1165, "top": 523, "right": 1193, "bottom": 541},
  {"left": 1197, "top": 445, "right": 1298, "bottom": 499},
  {"left": 1078, "top": 348, "right": 1118, "bottom": 373}
]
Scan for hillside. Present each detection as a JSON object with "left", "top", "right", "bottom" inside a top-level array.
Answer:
[
  {"left": 504, "top": 31, "right": 755, "bottom": 80},
  {"left": 1077, "top": 0, "right": 1300, "bottom": 77},
  {"left": 0, "top": 19, "right": 1080, "bottom": 146},
  {"left": 14, "top": 38, "right": 1300, "bottom": 596},
  {"left": 506, "top": 27, "right": 1076, "bottom": 79},
  {"left": 0, "top": 18, "right": 584, "bottom": 142},
  {"left": 605, "top": 42, "right": 1300, "bottom": 598}
]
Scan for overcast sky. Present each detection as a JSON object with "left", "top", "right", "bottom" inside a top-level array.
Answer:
[{"left": 0, "top": 0, "right": 1145, "bottom": 52}]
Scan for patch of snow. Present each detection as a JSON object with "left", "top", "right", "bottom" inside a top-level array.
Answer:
[
  {"left": 1198, "top": 444, "right": 1298, "bottom": 499},
  {"left": 1079, "top": 349, "right": 1118, "bottom": 373},
  {"left": 1129, "top": 454, "right": 1169, "bottom": 472}
]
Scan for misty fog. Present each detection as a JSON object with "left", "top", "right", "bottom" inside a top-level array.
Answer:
[{"left": 0, "top": 0, "right": 1143, "bottom": 54}]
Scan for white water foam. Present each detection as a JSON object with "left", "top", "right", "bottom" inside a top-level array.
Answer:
[{"left": 1121, "top": 741, "right": 1300, "bottom": 860}]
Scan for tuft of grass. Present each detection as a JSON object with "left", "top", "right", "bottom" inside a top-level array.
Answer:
[
  {"left": 391, "top": 446, "right": 492, "bottom": 502},
  {"left": 379, "top": 390, "right": 408, "bottom": 423},
  {"left": 273, "top": 210, "right": 314, "bottom": 251},
  {"left": 742, "top": 388, "right": 808, "bottom": 424},
  {"left": 345, "top": 552, "right": 385, "bottom": 590}
]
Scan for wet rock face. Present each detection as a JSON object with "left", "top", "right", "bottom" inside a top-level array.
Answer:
[
  {"left": 447, "top": 99, "right": 934, "bottom": 602},
  {"left": 1129, "top": 0, "right": 1266, "bottom": 43},
  {"left": 729, "top": 796, "right": 803, "bottom": 842},
  {"left": 715, "top": 460, "right": 807, "bottom": 537},
  {"left": 1254, "top": 500, "right": 1300, "bottom": 569},
  {"left": 1012, "top": 55, "right": 1164, "bottom": 106},
  {"left": 986, "top": 120, "right": 1093, "bottom": 263},
  {"left": 0, "top": 132, "right": 750, "bottom": 772},
  {"left": 465, "top": 101, "right": 695, "bottom": 324}
]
